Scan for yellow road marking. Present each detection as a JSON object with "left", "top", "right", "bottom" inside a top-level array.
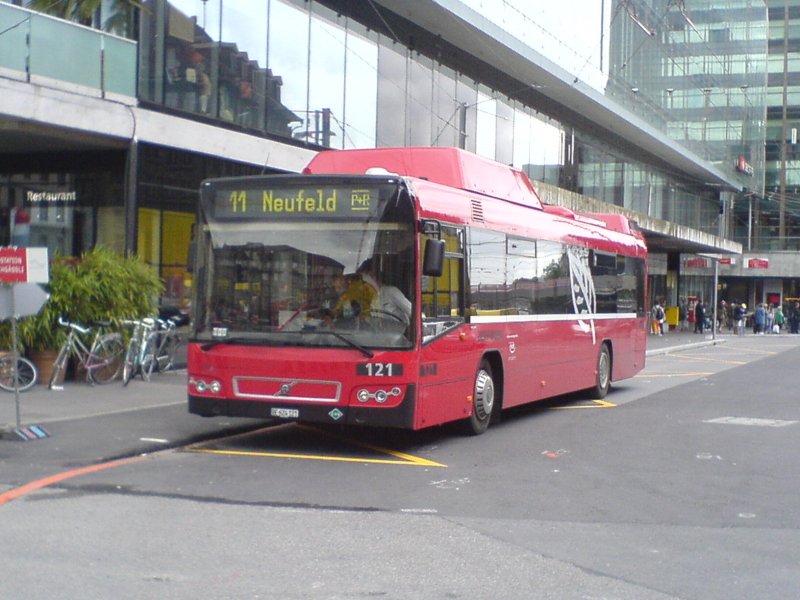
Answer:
[
  {"left": 186, "top": 423, "right": 446, "bottom": 468},
  {"left": 188, "top": 447, "right": 445, "bottom": 466},
  {"left": 664, "top": 354, "right": 747, "bottom": 365},
  {"left": 729, "top": 347, "right": 778, "bottom": 356},
  {"left": 635, "top": 371, "right": 714, "bottom": 378},
  {"left": 296, "top": 424, "right": 446, "bottom": 467},
  {"left": 551, "top": 399, "right": 616, "bottom": 409}
]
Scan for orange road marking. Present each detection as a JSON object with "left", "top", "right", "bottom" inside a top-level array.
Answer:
[{"left": 0, "top": 454, "right": 148, "bottom": 507}]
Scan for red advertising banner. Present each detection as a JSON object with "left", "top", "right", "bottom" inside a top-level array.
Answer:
[
  {"left": 747, "top": 258, "right": 769, "bottom": 269},
  {"left": 685, "top": 257, "right": 708, "bottom": 268},
  {"left": 0, "top": 247, "right": 27, "bottom": 283},
  {"left": 0, "top": 247, "right": 48, "bottom": 283}
]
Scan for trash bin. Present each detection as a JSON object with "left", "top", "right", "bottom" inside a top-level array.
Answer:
[{"left": 665, "top": 306, "right": 679, "bottom": 331}]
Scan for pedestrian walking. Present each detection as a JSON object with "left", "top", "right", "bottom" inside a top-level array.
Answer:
[
  {"left": 790, "top": 302, "right": 800, "bottom": 334},
  {"left": 734, "top": 302, "right": 746, "bottom": 336},
  {"left": 774, "top": 305, "right": 785, "bottom": 333},
  {"left": 718, "top": 300, "right": 728, "bottom": 333},
  {"left": 753, "top": 303, "right": 765, "bottom": 335},
  {"left": 651, "top": 300, "right": 665, "bottom": 336},
  {"left": 694, "top": 299, "right": 706, "bottom": 334}
]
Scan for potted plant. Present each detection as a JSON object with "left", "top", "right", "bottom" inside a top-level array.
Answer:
[{"left": 1, "top": 247, "right": 163, "bottom": 383}]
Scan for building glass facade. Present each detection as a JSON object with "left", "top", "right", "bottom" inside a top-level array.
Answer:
[
  {"left": 7, "top": 0, "right": 800, "bottom": 312},
  {"left": 135, "top": 0, "right": 757, "bottom": 243},
  {"left": 607, "top": 0, "right": 769, "bottom": 243},
  {"left": 765, "top": 0, "right": 800, "bottom": 251}
]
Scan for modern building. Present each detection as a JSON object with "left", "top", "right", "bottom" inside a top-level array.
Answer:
[{"left": 1, "top": 0, "right": 793, "bottom": 316}]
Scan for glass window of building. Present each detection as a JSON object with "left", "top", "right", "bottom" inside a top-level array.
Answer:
[
  {"left": 408, "top": 54, "right": 434, "bottom": 147},
  {"left": 475, "top": 87, "right": 497, "bottom": 159},
  {"left": 343, "top": 20, "right": 378, "bottom": 149},
  {"left": 308, "top": 3, "right": 346, "bottom": 147},
  {"left": 376, "top": 40, "right": 408, "bottom": 147},
  {"left": 431, "top": 64, "right": 459, "bottom": 148},
  {"left": 267, "top": 0, "right": 309, "bottom": 138}
]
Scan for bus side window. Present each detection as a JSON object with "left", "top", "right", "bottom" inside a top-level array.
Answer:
[{"left": 421, "top": 227, "right": 464, "bottom": 342}]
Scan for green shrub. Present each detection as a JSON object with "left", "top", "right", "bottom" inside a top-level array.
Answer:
[{"left": 1, "top": 246, "right": 164, "bottom": 352}]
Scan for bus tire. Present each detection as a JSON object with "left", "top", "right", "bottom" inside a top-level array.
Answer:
[
  {"left": 591, "top": 343, "right": 611, "bottom": 399},
  {"left": 466, "top": 360, "right": 495, "bottom": 435}
]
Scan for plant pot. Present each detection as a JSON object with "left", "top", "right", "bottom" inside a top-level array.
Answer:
[{"left": 30, "top": 349, "right": 63, "bottom": 386}]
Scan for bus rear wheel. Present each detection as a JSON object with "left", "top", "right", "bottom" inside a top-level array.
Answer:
[
  {"left": 590, "top": 343, "right": 611, "bottom": 399},
  {"left": 466, "top": 360, "right": 495, "bottom": 435}
]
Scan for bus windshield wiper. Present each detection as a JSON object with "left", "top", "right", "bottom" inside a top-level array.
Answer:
[
  {"left": 200, "top": 331, "right": 373, "bottom": 357},
  {"left": 199, "top": 337, "right": 266, "bottom": 351},
  {"left": 307, "top": 330, "right": 374, "bottom": 358}
]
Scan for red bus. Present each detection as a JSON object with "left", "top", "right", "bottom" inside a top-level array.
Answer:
[{"left": 188, "top": 147, "right": 647, "bottom": 434}]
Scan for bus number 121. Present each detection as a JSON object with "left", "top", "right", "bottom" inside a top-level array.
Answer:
[{"left": 358, "top": 363, "right": 402, "bottom": 377}]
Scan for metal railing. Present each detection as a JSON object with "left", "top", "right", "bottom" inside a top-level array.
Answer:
[{"left": 0, "top": 3, "right": 136, "bottom": 98}]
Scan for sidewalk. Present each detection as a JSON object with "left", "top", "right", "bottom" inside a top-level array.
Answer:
[{"left": 645, "top": 328, "right": 727, "bottom": 356}]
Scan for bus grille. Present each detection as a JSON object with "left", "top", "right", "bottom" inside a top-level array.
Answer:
[{"left": 233, "top": 377, "right": 342, "bottom": 403}]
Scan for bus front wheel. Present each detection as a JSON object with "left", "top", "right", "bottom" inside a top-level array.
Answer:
[
  {"left": 466, "top": 360, "right": 495, "bottom": 435},
  {"left": 591, "top": 343, "right": 611, "bottom": 399}
]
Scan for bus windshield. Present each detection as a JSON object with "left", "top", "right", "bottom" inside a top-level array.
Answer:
[{"left": 192, "top": 176, "right": 416, "bottom": 350}]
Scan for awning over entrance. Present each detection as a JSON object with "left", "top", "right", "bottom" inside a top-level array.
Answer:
[
  {"left": 534, "top": 180, "right": 742, "bottom": 257},
  {"left": 639, "top": 226, "right": 741, "bottom": 256}
]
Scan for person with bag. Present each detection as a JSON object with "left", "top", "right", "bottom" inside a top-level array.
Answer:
[
  {"left": 651, "top": 301, "right": 665, "bottom": 336},
  {"left": 774, "top": 305, "right": 784, "bottom": 334},
  {"left": 765, "top": 304, "right": 775, "bottom": 334}
]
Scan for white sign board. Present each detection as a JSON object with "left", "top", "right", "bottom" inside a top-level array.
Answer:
[{"left": 0, "top": 283, "right": 49, "bottom": 319}]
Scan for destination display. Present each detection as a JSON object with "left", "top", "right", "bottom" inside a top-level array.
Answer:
[{"left": 209, "top": 184, "right": 385, "bottom": 220}]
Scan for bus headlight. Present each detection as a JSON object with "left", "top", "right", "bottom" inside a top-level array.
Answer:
[
  {"left": 190, "top": 377, "right": 222, "bottom": 395},
  {"left": 355, "top": 386, "right": 403, "bottom": 405}
]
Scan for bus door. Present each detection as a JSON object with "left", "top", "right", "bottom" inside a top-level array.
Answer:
[{"left": 417, "top": 224, "right": 475, "bottom": 428}]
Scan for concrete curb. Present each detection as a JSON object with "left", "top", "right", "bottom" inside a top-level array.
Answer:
[{"left": 646, "top": 337, "right": 728, "bottom": 357}]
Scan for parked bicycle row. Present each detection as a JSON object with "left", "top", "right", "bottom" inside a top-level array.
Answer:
[{"left": 0, "top": 316, "right": 184, "bottom": 392}]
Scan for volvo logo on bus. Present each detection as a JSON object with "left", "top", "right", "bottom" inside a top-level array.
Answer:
[{"left": 275, "top": 381, "right": 297, "bottom": 396}]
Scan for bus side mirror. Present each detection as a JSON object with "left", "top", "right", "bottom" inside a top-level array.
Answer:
[{"left": 422, "top": 239, "right": 445, "bottom": 277}]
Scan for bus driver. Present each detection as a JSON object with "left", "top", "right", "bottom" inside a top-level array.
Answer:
[{"left": 356, "top": 258, "right": 412, "bottom": 326}]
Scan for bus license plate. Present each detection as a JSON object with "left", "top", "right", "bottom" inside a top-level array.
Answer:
[{"left": 271, "top": 407, "right": 299, "bottom": 419}]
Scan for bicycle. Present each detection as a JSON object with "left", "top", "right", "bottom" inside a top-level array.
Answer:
[
  {"left": 121, "top": 317, "right": 158, "bottom": 385},
  {"left": 0, "top": 350, "right": 38, "bottom": 393},
  {"left": 49, "top": 318, "right": 125, "bottom": 389},
  {"left": 140, "top": 317, "right": 183, "bottom": 379}
]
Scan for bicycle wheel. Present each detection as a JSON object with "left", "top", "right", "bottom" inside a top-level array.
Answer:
[
  {"left": 122, "top": 336, "right": 140, "bottom": 386},
  {"left": 141, "top": 333, "right": 160, "bottom": 381},
  {"left": 0, "top": 355, "right": 38, "bottom": 392},
  {"left": 88, "top": 333, "right": 124, "bottom": 384},
  {"left": 160, "top": 333, "right": 183, "bottom": 372},
  {"left": 49, "top": 343, "right": 71, "bottom": 389}
]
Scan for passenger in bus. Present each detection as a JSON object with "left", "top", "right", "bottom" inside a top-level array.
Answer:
[
  {"left": 357, "top": 258, "right": 412, "bottom": 326},
  {"left": 332, "top": 272, "right": 376, "bottom": 321}
]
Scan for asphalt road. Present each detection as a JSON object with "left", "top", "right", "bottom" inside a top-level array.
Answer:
[{"left": 2, "top": 335, "right": 800, "bottom": 599}]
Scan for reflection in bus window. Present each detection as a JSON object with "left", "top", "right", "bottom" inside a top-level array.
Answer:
[{"left": 421, "top": 226, "right": 464, "bottom": 343}]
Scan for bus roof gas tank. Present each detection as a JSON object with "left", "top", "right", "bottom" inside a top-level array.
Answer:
[{"left": 304, "top": 147, "right": 543, "bottom": 211}]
